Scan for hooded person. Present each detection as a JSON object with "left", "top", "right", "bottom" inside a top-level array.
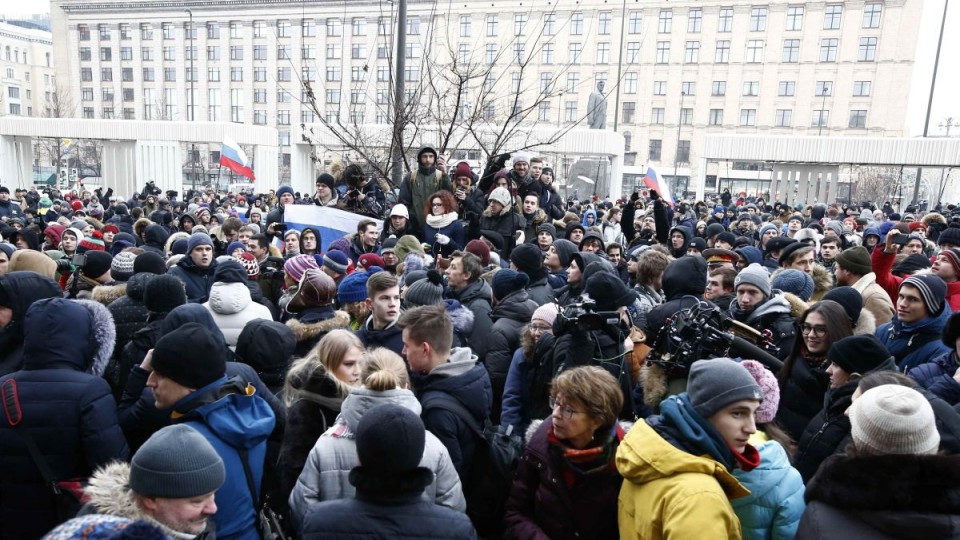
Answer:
[
  {"left": 729, "top": 263, "right": 797, "bottom": 361},
  {"left": 398, "top": 146, "right": 453, "bottom": 233},
  {"left": 104, "top": 271, "right": 156, "bottom": 394},
  {"left": 202, "top": 260, "right": 273, "bottom": 349},
  {"left": 485, "top": 269, "right": 539, "bottom": 423},
  {"left": 142, "top": 322, "right": 276, "bottom": 540},
  {"left": 0, "top": 272, "right": 63, "bottom": 377},
  {"left": 480, "top": 186, "right": 526, "bottom": 258},
  {"left": 509, "top": 242, "right": 555, "bottom": 305},
  {"left": 618, "top": 358, "right": 762, "bottom": 540},
  {"left": 285, "top": 268, "right": 351, "bottom": 358},
  {"left": 0, "top": 298, "right": 129, "bottom": 539},
  {"left": 234, "top": 319, "right": 297, "bottom": 395},
  {"left": 666, "top": 225, "right": 693, "bottom": 259}
]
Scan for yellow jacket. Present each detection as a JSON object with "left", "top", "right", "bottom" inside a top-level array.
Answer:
[{"left": 617, "top": 420, "right": 749, "bottom": 540}]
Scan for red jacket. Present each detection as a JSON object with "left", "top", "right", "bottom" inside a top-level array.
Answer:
[{"left": 873, "top": 248, "right": 960, "bottom": 311}]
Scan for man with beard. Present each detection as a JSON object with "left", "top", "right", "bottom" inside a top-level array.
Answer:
[{"left": 400, "top": 146, "right": 452, "bottom": 232}]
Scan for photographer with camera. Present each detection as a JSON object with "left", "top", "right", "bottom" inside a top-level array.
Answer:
[{"left": 339, "top": 164, "right": 386, "bottom": 218}]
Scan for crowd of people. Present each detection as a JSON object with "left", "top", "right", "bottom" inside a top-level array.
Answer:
[{"left": 2, "top": 147, "right": 960, "bottom": 539}]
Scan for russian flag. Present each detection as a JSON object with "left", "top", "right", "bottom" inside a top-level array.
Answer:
[
  {"left": 642, "top": 166, "right": 675, "bottom": 206},
  {"left": 220, "top": 136, "right": 255, "bottom": 180}
]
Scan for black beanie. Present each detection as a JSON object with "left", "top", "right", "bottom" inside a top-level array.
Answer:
[
  {"left": 586, "top": 271, "right": 637, "bottom": 311},
  {"left": 492, "top": 269, "right": 529, "bottom": 301},
  {"left": 828, "top": 335, "right": 893, "bottom": 375},
  {"left": 134, "top": 252, "right": 168, "bottom": 275},
  {"left": 510, "top": 243, "right": 544, "bottom": 274},
  {"left": 943, "top": 311, "right": 960, "bottom": 347},
  {"left": 356, "top": 404, "right": 425, "bottom": 473},
  {"left": 821, "top": 287, "right": 863, "bottom": 325},
  {"left": 213, "top": 259, "right": 248, "bottom": 284},
  {"left": 144, "top": 274, "right": 187, "bottom": 314},
  {"left": 81, "top": 251, "right": 113, "bottom": 280},
  {"left": 152, "top": 322, "right": 226, "bottom": 390}
]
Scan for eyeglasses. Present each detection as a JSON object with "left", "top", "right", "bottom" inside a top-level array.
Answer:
[
  {"left": 801, "top": 324, "right": 828, "bottom": 337},
  {"left": 530, "top": 323, "right": 553, "bottom": 334},
  {"left": 549, "top": 397, "right": 585, "bottom": 420}
]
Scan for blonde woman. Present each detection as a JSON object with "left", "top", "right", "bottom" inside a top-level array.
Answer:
[
  {"left": 279, "top": 329, "right": 363, "bottom": 500},
  {"left": 288, "top": 348, "right": 465, "bottom": 529}
]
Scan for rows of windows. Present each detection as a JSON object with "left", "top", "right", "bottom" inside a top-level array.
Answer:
[{"left": 615, "top": 105, "right": 869, "bottom": 129}]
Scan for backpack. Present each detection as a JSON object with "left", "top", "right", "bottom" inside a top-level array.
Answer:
[{"left": 421, "top": 392, "right": 523, "bottom": 537}]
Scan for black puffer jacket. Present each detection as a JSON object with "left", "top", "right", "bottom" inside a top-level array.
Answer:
[
  {"left": 776, "top": 354, "right": 830, "bottom": 442},
  {"left": 141, "top": 223, "right": 170, "bottom": 256},
  {"left": 0, "top": 272, "right": 63, "bottom": 377},
  {"left": 480, "top": 207, "right": 525, "bottom": 258},
  {"left": 235, "top": 319, "right": 296, "bottom": 395},
  {"left": 168, "top": 255, "right": 217, "bottom": 303},
  {"left": 484, "top": 290, "right": 538, "bottom": 423},
  {"left": 0, "top": 298, "right": 128, "bottom": 540},
  {"left": 103, "top": 273, "right": 153, "bottom": 391},
  {"left": 450, "top": 279, "right": 494, "bottom": 361}
]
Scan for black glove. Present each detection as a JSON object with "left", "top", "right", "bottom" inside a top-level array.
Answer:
[
  {"left": 55, "top": 258, "right": 72, "bottom": 273},
  {"left": 649, "top": 190, "right": 660, "bottom": 201},
  {"left": 631, "top": 191, "right": 640, "bottom": 202}
]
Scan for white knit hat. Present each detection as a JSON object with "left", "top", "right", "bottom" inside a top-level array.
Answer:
[
  {"left": 850, "top": 385, "right": 940, "bottom": 456},
  {"left": 488, "top": 186, "right": 512, "bottom": 208}
]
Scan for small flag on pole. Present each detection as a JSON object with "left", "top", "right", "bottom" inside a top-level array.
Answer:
[
  {"left": 220, "top": 136, "right": 255, "bottom": 180},
  {"left": 642, "top": 166, "right": 675, "bottom": 206}
]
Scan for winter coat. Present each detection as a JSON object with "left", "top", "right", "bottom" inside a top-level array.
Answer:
[
  {"left": 504, "top": 417, "right": 623, "bottom": 540},
  {"left": 484, "top": 290, "right": 538, "bottom": 421},
  {"left": 203, "top": 282, "right": 273, "bottom": 348},
  {"left": 105, "top": 273, "right": 152, "bottom": 368},
  {"left": 776, "top": 354, "right": 831, "bottom": 442},
  {"left": 417, "top": 347, "right": 493, "bottom": 480},
  {"left": 501, "top": 332, "right": 556, "bottom": 433},
  {"left": 910, "top": 350, "right": 960, "bottom": 405},
  {"left": 168, "top": 256, "right": 218, "bottom": 303},
  {"left": 399, "top": 164, "right": 452, "bottom": 232},
  {"left": 731, "top": 440, "right": 806, "bottom": 540},
  {"left": 0, "top": 298, "right": 129, "bottom": 540},
  {"left": 280, "top": 363, "right": 351, "bottom": 501},
  {"left": 286, "top": 308, "right": 351, "bottom": 358},
  {"left": 234, "top": 318, "right": 296, "bottom": 395},
  {"left": 809, "top": 263, "right": 834, "bottom": 302},
  {"left": 424, "top": 217, "right": 466, "bottom": 258},
  {"left": 0, "top": 272, "right": 63, "bottom": 377},
  {"left": 299, "top": 468, "right": 477, "bottom": 540},
  {"left": 876, "top": 306, "right": 952, "bottom": 372},
  {"left": 348, "top": 234, "right": 381, "bottom": 264},
  {"left": 90, "top": 281, "right": 127, "bottom": 307},
  {"left": 356, "top": 317, "right": 405, "bottom": 356},
  {"left": 851, "top": 272, "right": 895, "bottom": 326},
  {"left": 539, "top": 186, "right": 565, "bottom": 221},
  {"left": 0, "top": 198, "right": 23, "bottom": 219},
  {"left": 288, "top": 388, "right": 465, "bottom": 529},
  {"left": 480, "top": 206, "right": 526, "bottom": 258},
  {"left": 174, "top": 379, "right": 276, "bottom": 540},
  {"left": 449, "top": 279, "right": 495, "bottom": 361},
  {"left": 141, "top": 223, "right": 170, "bottom": 256},
  {"left": 524, "top": 275, "right": 555, "bottom": 306},
  {"left": 796, "top": 454, "right": 960, "bottom": 540},
  {"left": 617, "top": 419, "right": 748, "bottom": 540},
  {"left": 552, "top": 323, "right": 634, "bottom": 420},
  {"left": 729, "top": 292, "right": 797, "bottom": 360}
]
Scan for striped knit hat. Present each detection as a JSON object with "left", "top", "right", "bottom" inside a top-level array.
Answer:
[
  {"left": 283, "top": 254, "right": 319, "bottom": 283},
  {"left": 901, "top": 274, "right": 947, "bottom": 317}
]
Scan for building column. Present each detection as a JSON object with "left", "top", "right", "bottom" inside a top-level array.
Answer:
[
  {"left": 0, "top": 135, "right": 34, "bottom": 189},
  {"left": 102, "top": 141, "right": 137, "bottom": 198},
  {"left": 253, "top": 145, "right": 279, "bottom": 192},
  {"left": 290, "top": 143, "right": 314, "bottom": 195},
  {"left": 695, "top": 157, "right": 708, "bottom": 202},
  {"left": 135, "top": 141, "right": 180, "bottom": 195}
]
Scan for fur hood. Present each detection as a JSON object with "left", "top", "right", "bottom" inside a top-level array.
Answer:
[
  {"left": 164, "top": 231, "right": 189, "bottom": 255},
  {"left": 85, "top": 462, "right": 197, "bottom": 540},
  {"left": 83, "top": 216, "right": 105, "bottom": 231},
  {"left": 923, "top": 212, "right": 948, "bottom": 226},
  {"left": 286, "top": 311, "right": 351, "bottom": 342},
  {"left": 809, "top": 263, "right": 834, "bottom": 301},
  {"left": 91, "top": 283, "right": 127, "bottom": 306},
  {"left": 781, "top": 292, "right": 810, "bottom": 318},
  {"left": 133, "top": 217, "right": 152, "bottom": 239},
  {"left": 853, "top": 307, "right": 877, "bottom": 336},
  {"left": 446, "top": 299, "right": 475, "bottom": 336}
]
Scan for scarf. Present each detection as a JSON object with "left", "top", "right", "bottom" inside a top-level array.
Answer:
[
  {"left": 426, "top": 211, "right": 458, "bottom": 229},
  {"left": 659, "top": 393, "right": 759, "bottom": 472},
  {"left": 803, "top": 350, "right": 829, "bottom": 370},
  {"left": 547, "top": 422, "right": 623, "bottom": 488}
]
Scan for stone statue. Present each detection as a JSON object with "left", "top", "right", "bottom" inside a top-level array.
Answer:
[{"left": 587, "top": 81, "right": 608, "bottom": 129}]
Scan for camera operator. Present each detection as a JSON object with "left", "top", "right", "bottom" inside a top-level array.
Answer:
[
  {"left": 266, "top": 185, "right": 295, "bottom": 240},
  {"left": 339, "top": 164, "right": 386, "bottom": 218},
  {"left": 551, "top": 270, "right": 639, "bottom": 420}
]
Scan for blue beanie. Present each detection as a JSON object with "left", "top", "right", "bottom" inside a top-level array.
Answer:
[
  {"left": 322, "top": 250, "right": 350, "bottom": 275},
  {"left": 772, "top": 269, "right": 814, "bottom": 301},
  {"left": 276, "top": 185, "right": 294, "bottom": 198},
  {"left": 226, "top": 241, "right": 247, "bottom": 255},
  {"left": 338, "top": 271, "right": 369, "bottom": 303},
  {"left": 172, "top": 238, "right": 189, "bottom": 255},
  {"left": 492, "top": 269, "right": 529, "bottom": 301},
  {"left": 187, "top": 233, "right": 213, "bottom": 254}
]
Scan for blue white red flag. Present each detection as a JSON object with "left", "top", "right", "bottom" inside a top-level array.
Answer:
[
  {"left": 220, "top": 137, "right": 256, "bottom": 180},
  {"left": 642, "top": 166, "right": 675, "bottom": 206}
]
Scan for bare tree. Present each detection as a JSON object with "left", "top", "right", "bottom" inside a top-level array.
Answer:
[{"left": 42, "top": 83, "right": 75, "bottom": 184}]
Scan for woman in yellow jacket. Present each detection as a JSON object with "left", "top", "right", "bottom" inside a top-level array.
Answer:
[{"left": 617, "top": 358, "right": 764, "bottom": 539}]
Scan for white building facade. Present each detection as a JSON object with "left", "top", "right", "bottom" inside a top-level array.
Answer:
[
  {"left": 51, "top": 0, "right": 940, "bottom": 191},
  {"left": 0, "top": 21, "right": 56, "bottom": 118}
]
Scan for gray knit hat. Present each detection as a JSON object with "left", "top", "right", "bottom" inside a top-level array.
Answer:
[
  {"left": 850, "top": 385, "right": 940, "bottom": 456},
  {"left": 129, "top": 424, "right": 225, "bottom": 498},
  {"left": 404, "top": 270, "right": 445, "bottom": 307},
  {"left": 110, "top": 251, "right": 137, "bottom": 282},
  {"left": 687, "top": 358, "right": 763, "bottom": 419},
  {"left": 734, "top": 263, "right": 771, "bottom": 297}
]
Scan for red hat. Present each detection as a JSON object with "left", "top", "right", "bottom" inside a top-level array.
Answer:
[
  {"left": 102, "top": 224, "right": 120, "bottom": 235},
  {"left": 465, "top": 239, "right": 491, "bottom": 267},
  {"left": 453, "top": 161, "right": 473, "bottom": 180},
  {"left": 71, "top": 200, "right": 83, "bottom": 211},
  {"left": 357, "top": 253, "right": 385, "bottom": 270},
  {"left": 909, "top": 221, "right": 927, "bottom": 232}
]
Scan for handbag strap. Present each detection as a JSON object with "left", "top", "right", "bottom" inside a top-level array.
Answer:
[
  {"left": 236, "top": 447, "right": 260, "bottom": 508},
  {"left": 1, "top": 379, "right": 61, "bottom": 486}
]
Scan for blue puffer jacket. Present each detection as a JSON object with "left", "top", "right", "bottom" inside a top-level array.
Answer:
[
  {"left": 424, "top": 218, "right": 465, "bottom": 258},
  {"left": 168, "top": 255, "right": 218, "bottom": 303},
  {"left": 732, "top": 440, "right": 806, "bottom": 540},
  {"left": 174, "top": 378, "right": 276, "bottom": 540},
  {"left": 876, "top": 307, "right": 952, "bottom": 372},
  {"left": 0, "top": 298, "right": 129, "bottom": 540},
  {"left": 909, "top": 350, "right": 960, "bottom": 405}
]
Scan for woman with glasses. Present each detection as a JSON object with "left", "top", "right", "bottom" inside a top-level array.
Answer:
[
  {"left": 501, "top": 305, "right": 559, "bottom": 434},
  {"left": 504, "top": 366, "right": 625, "bottom": 540},
  {"left": 421, "top": 190, "right": 464, "bottom": 258},
  {"left": 775, "top": 300, "right": 853, "bottom": 442}
]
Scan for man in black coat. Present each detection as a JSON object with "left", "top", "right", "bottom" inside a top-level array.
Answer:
[
  {"left": 168, "top": 233, "right": 218, "bottom": 303},
  {"left": 0, "top": 272, "right": 63, "bottom": 377}
]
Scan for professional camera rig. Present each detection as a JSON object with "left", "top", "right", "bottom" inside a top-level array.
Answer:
[
  {"left": 556, "top": 300, "right": 625, "bottom": 333},
  {"left": 645, "top": 299, "right": 783, "bottom": 376}
]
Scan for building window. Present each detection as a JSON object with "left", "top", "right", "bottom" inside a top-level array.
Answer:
[
  {"left": 626, "top": 42, "right": 641, "bottom": 63},
  {"left": 651, "top": 107, "right": 665, "bottom": 124},
  {"left": 352, "top": 17, "right": 366, "bottom": 36},
  {"left": 325, "top": 89, "right": 340, "bottom": 104},
  {"left": 79, "top": 25, "right": 90, "bottom": 40},
  {"left": 327, "top": 18, "right": 342, "bottom": 36},
  {"left": 746, "top": 40, "right": 763, "bottom": 62},
  {"left": 775, "top": 109, "right": 793, "bottom": 127},
  {"left": 99, "top": 24, "right": 111, "bottom": 40},
  {"left": 597, "top": 43, "right": 610, "bottom": 64},
  {"left": 81, "top": 68, "right": 93, "bottom": 81},
  {"left": 230, "top": 46, "right": 243, "bottom": 60},
  {"left": 778, "top": 81, "right": 796, "bottom": 96},
  {"left": 277, "top": 20, "right": 291, "bottom": 37},
  {"left": 540, "top": 13, "right": 556, "bottom": 36},
  {"left": 407, "top": 17, "right": 420, "bottom": 35},
  {"left": 680, "top": 108, "right": 693, "bottom": 124},
  {"left": 80, "top": 48, "right": 91, "bottom": 61},
  {"left": 629, "top": 12, "right": 643, "bottom": 34},
  {"left": 514, "top": 43, "right": 525, "bottom": 63},
  {"left": 849, "top": 109, "right": 867, "bottom": 128},
  {"left": 327, "top": 44, "right": 341, "bottom": 59},
  {"left": 858, "top": 37, "right": 877, "bottom": 61},
  {"left": 514, "top": 14, "right": 527, "bottom": 36},
  {"left": 750, "top": 8, "right": 767, "bottom": 31},
  {"left": 656, "top": 41, "right": 670, "bottom": 63},
  {"left": 787, "top": 6, "right": 804, "bottom": 30},
  {"left": 659, "top": 10, "right": 673, "bottom": 33},
  {"left": 185, "top": 67, "right": 197, "bottom": 82},
  {"left": 253, "top": 21, "right": 266, "bottom": 38},
  {"left": 783, "top": 39, "right": 800, "bottom": 62},
  {"left": 853, "top": 81, "right": 872, "bottom": 96},
  {"left": 162, "top": 23, "right": 173, "bottom": 39},
  {"left": 685, "top": 9, "right": 702, "bottom": 33},
  {"left": 460, "top": 15, "right": 471, "bottom": 37},
  {"left": 101, "top": 68, "right": 113, "bottom": 81},
  {"left": 275, "top": 45, "right": 289, "bottom": 60},
  {"left": 539, "top": 72, "right": 553, "bottom": 92},
  {"left": 351, "top": 44, "right": 365, "bottom": 59},
  {"left": 83, "top": 107, "right": 94, "bottom": 119},
  {"left": 715, "top": 40, "right": 730, "bottom": 63},
  {"left": 863, "top": 4, "right": 882, "bottom": 28},
  {"left": 183, "top": 23, "right": 196, "bottom": 40},
  {"left": 207, "top": 46, "right": 220, "bottom": 60},
  {"left": 815, "top": 81, "right": 833, "bottom": 96},
  {"left": 99, "top": 47, "right": 112, "bottom": 61},
  {"left": 676, "top": 141, "right": 690, "bottom": 162},
  {"left": 140, "top": 23, "right": 153, "bottom": 40},
  {"left": 718, "top": 8, "right": 733, "bottom": 32},
  {"left": 208, "top": 67, "right": 220, "bottom": 81},
  {"left": 681, "top": 81, "right": 696, "bottom": 95},
  {"left": 812, "top": 109, "right": 829, "bottom": 127},
  {"left": 569, "top": 43, "right": 582, "bottom": 64},
  {"left": 685, "top": 41, "right": 700, "bottom": 63},
  {"left": 142, "top": 68, "right": 154, "bottom": 81},
  {"left": 485, "top": 44, "right": 497, "bottom": 64},
  {"left": 327, "top": 66, "right": 342, "bottom": 81},
  {"left": 824, "top": 5, "right": 843, "bottom": 29},
  {"left": 230, "top": 89, "right": 243, "bottom": 123},
  {"left": 564, "top": 101, "right": 577, "bottom": 122},
  {"left": 624, "top": 72, "right": 637, "bottom": 93},
  {"left": 277, "top": 90, "right": 292, "bottom": 103},
  {"left": 231, "top": 67, "right": 243, "bottom": 81},
  {"left": 538, "top": 101, "right": 551, "bottom": 121},
  {"left": 566, "top": 72, "right": 580, "bottom": 92},
  {"left": 351, "top": 66, "right": 366, "bottom": 82},
  {"left": 594, "top": 12, "right": 611, "bottom": 35},
  {"left": 622, "top": 102, "right": 636, "bottom": 123},
  {"left": 81, "top": 88, "right": 93, "bottom": 101},
  {"left": 123, "top": 108, "right": 134, "bottom": 119},
  {"left": 276, "top": 67, "right": 290, "bottom": 81},
  {"left": 649, "top": 139, "right": 662, "bottom": 160},
  {"left": 121, "top": 47, "right": 133, "bottom": 61},
  {"left": 277, "top": 110, "right": 290, "bottom": 125},
  {"left": 254, "top": 89, "right": 267, "bottom": 103},
  {"left": 162, "top": 68, "right": 174, "bottom": 82},
  {"left": 541, "top": 43, "right": 554, "bottom": 64},
  {"left": 712, "top": 81, "right": 726, "bottom": 96},
  {"left": 709, "top": 109, "right": 723, "bottom": 125},
  {"left": 820, "top": 38, "right": 838, "bottom": 62},
  {"left": 740, "top": 109, "right": 757, "bottom": 126},
  {"left": 254, "top": 45, "right": 267, "bottom": 60},
  {"left": 571, "top": 12, "right": 583, "bottom": 35},
  {"left": 163, "top": 46, "right": 175, "bottom": 61},
  {"left": 253, "top": 110, "right": 267, "bottom": 125},
  {"left": 486, "top": 15, "right": 498, "bottom": 37},
  {"left": 653, "top": 81, "right": 667, "bottom": 95},
  {"left": 743, "top": 81, "right": 759, "bottom": 96},
  {"left": 230, "top": 21, "right": 244, "bottom": 38}
]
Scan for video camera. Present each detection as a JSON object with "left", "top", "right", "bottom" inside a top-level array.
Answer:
[
  {"left": 142, "top": 181, "right": 162, "bottom": 197},
  {"left": 556, "top": 300, "right": 624, "bottom": 333},
  {"left": 260, "top": 256, "right": 286, "bottom": 282}
]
